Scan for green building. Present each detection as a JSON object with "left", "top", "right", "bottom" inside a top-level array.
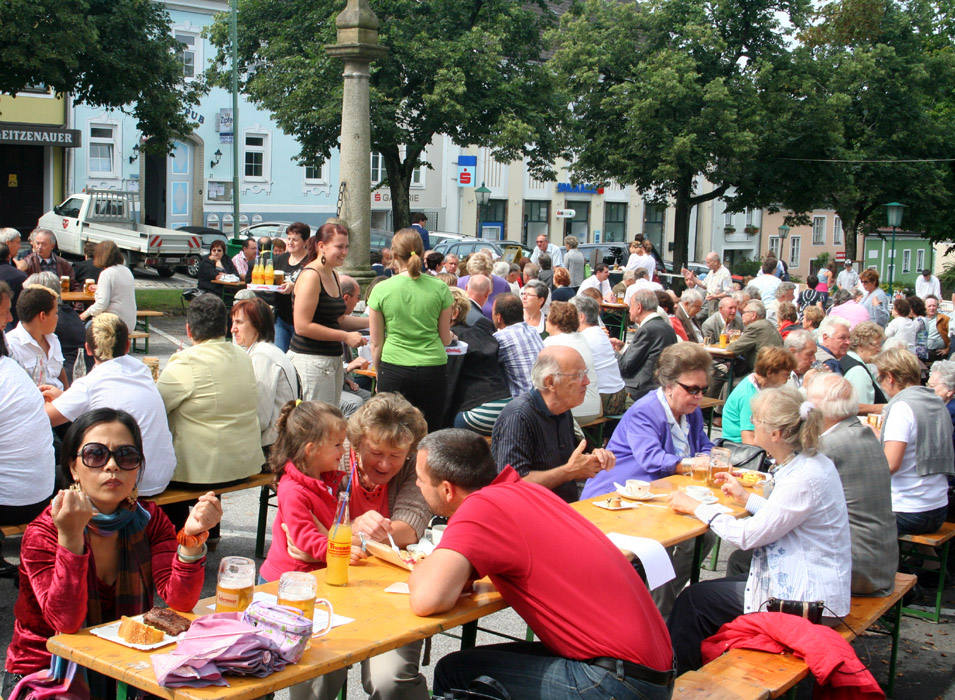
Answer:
[{"left": 862, "top": 232, "right": 934, "bottom": 291}]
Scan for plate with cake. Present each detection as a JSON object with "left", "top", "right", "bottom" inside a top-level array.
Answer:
[{"left": 91, "top": 606, "right": 192, "bottom": 650}]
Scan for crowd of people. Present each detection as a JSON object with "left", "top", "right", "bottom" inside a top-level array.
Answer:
[{"left": 2, "top": 219, "right": 955, "bottom": 700}]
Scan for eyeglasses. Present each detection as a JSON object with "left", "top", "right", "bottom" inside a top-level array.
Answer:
[
  {"left": 521, "top": 292, "right": 539, "bottom": 299},
  {"left": 675, "top": 381, "right": 706, "bottom": 396},
  {"left": 556, "top": 370, "right": 588, "bottom": 382},
  {"left": 76, "top": 443, "right": 143, "bottom": 471}
]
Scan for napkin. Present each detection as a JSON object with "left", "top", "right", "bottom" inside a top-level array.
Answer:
[{"left": 605, "top": 533, "right": 676, "bottom": 590}]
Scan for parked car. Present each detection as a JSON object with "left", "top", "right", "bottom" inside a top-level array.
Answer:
[
  {"left": 432, "top": 236, "right": 532, "bottom": 263},
  {"left": 239, "top": 221, "right": 294, "bottom": 240},
  {"left": 177, "top": 226, "right": 228, "bottom": 277}
]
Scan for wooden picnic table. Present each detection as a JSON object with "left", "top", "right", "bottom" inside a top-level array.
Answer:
[
  {"left": 62, "top": 291, "right": 95, "bottom": 304},
  {"left": 702, "top": 343, "right": 743, "bottom": 393},
  {"left": 599, "top": 299, "right": 630, "bottom": 341}
]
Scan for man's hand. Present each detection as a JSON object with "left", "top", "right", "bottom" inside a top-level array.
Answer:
[
  {"left": 346, "top": 356, "right": 370, "bottom": 373},
  {"left": 563, "top": 440, "right": 609, "bottom": 480},
  {"left": 39, "top": 384, "right": 62, "bottom": 402},
  {"left": 668, "top": 491, "right": 700, "bottom": 515},
  {"left": 609, "top": 337, "right": 624, "bottom": 352}
]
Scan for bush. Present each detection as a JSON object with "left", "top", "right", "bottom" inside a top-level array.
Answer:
[{"left": 732, "top": 257, "right": 761, "bottom": 278}]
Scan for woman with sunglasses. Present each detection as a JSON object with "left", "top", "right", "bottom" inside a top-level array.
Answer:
[
  {"left": 3, "top": 408, "right": 221, "bottom": 699},
  {"left": 720, "top": 346, "right": 796, "bottom": 445}
]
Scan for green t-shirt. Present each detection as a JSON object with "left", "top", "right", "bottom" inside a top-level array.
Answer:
[
  {"left": 721, "top": 374, "right": 759, "bottom": 443},
  {"left": 368, "top": 273, "right": 453, "bottom": 366}
]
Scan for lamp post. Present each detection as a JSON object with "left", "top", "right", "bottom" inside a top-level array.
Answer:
[
  {"left": 475, "top": 182, "right": 491, "bottom": 239},
  {"left": 777, "top": 224, "right": 790, "bottom": 266},
  {"left": 885, "top": 202, "right": 905, "bottom": 293}
]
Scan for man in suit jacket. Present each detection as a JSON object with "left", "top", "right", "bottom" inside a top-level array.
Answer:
[
  {"left": 808, "top": 374, "right": 897, "bottom": 596},
  {"left": 465, "top": 275, "right": 495, "bottom": 334},
  {"left": 618, "top": 289, "right": 677, "bottom": 401},
  {"left": 701, "top": 296, "right": 743, "bottom": 344},
  {"left": 725, "top": 299, "right": 783, "bottom": 372},
  {"left": 675, "top": 289, "right": 705, "bottom": 343}
]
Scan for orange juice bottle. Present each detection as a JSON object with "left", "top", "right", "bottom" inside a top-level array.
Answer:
[
  {"left": 252, "top": 255, "right": 263, "bottom": 285},
  {"left": 264, "top": 255, "right": 275, "bottom": 285},
  {"left": 325, "top": 493, "right": 351, "bottom": 586}
]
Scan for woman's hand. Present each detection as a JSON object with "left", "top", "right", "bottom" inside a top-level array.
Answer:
[
  {"left": 89, "top": 284, "right": 98, "bottom": 294},
  {"left": 346, "top": 356, "right": 370, "bottom": 373},
  {"left": 281, "top": 523, "right": 321, "bottom": 563},
  {"left": 352, "top": 510, "right": 393, "bottom": 543},
  {"left": 668, "top": 491, "right": 700, "bottom": 515},
  {"left": 51, "top": 488, "right": 94, "bottom": 554},
  {"left": 184, "top": 492, "right": 222, "bottom": 536},
  {"left": 344, "top": 331, "right": 367, "bottom": 348},
  {"left": 350, "top": 545, "right": 367, "bottom": 564},
  {"left": 278, "top": 281, "right": 294, "bottom": 295},
  {"left": 714, "top": 472, "right": 748, "bottom": 505},
  {"left": 215, "top": 272, "right": 225, "bottom": 280}
]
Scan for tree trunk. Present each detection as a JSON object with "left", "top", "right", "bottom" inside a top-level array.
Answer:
[
  {"left": 382, "top": 148, "right": 411, "bottom": 232},
  {"left": 671, "top": 177, "right": 694, "bottom": 273}
]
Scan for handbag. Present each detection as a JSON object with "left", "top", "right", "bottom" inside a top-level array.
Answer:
[
  {"left": 434, "top": 675, "right": 512, "bottom": 699},
  {"left": 242, "top": 600, "right": 324, "bottom": 664},
  {"left": 713, "top": 438, "right": 770, "bottom": 472},
  {"left": 7, "top": 656, "right": 89, "bottom": 700}
]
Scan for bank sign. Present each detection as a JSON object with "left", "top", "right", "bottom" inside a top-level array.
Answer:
[
  {"left": 557, "top": 183, "right": 603, "bottom": 195},
  {"left": 0, "top": 123, "right": 82, "bottom": 147}
]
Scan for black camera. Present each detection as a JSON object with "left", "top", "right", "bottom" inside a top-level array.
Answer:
[{"left": 765, "top": 598, "right": 825, "bottom": 624}]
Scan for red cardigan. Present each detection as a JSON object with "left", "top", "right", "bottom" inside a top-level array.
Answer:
[{"left": 5, "top": 501, "right": 205, "bottom": 675}]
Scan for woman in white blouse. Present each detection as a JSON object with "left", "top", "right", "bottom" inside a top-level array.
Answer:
[
  {"left": 79, "top": 241, "right": 136, "bottom": 331},
  {"left": 230, "top": 297, "right": 298, "bottom": 454},
  {"left": 666, "top": 386, "right": 852, "bottom": 674}
]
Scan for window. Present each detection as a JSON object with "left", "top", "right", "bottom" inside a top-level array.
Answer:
[
  {"left": 833, "top": 216, "right": 843, "bottom": 245},
  {"left": 175, "top": 32, "right": 198, "bottom": 78},
  {"left": 789, "top": 235, "right": 801, "bottom": 268},
  {"left": 644, "top": 202, "right": 665, "bottom": 247},
  {"left": 304, "top": 162, "right": 325, "bottom": 183},
  {"left": 525, "top": 201, "right": 549, "bottom": 246},
  {"left": 902, "top": 249, "right": 912, "bottom": 273},
  {"left": 411, "top": 163, "right": 425, "bottom": 187},
  {"left": 917, "top": 248, "right": 926, "bottom": 272},
  {"left": 604, "top": 202, "right": 627, "bottom": 242},
  {"left": 723, "top": 210, "right": 735, "bottom": 230},
  {"left": 745, "top": 209, "right": 754, "bottom": 227},
  {"left": 768, "top": 236, "right": 780, "bottom": 257},
  {"left": 88, "top": 124, "right": 117, "bottom": 177},
  {"left": 371, "top": 152, "right": 384, "bottom": 185},
  {"left": 243, "top": 132, "right": 268, "bottom": 179},
  {"left": 812, "top": 216, "right": 825, "bottom": 245}
]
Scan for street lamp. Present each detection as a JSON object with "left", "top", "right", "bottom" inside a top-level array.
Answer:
[
  {"left": 885, "top": 202, "right": 905, "bottom": 292},
  {"left": 777, "top": 224, "right": 790, "bottom": 266},
  {"left": 475, "top": 181, "right": 491, "bottom": 238}
]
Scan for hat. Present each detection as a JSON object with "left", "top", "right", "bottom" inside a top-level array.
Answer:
[
  {"left": 844, "top": 259, "right": 853, "bottom": 264},
  {"left": 922, "top": 269, "right": 932, "bottom": 275}
]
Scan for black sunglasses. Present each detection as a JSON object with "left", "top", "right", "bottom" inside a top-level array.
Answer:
[
  {"left": 76, "top": 443, "right": 143, "bottom": 471},
  {"left": 675, "top": 381, "right": 706, "bottom": 396}
]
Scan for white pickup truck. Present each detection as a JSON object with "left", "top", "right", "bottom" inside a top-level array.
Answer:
[{"left": 37, "top": 190, "right": 202, "bottom": 277}]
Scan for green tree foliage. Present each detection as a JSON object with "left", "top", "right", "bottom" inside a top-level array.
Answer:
[
  {"left": 0, "top": 0, "right": 199, "bottom": 149},
  {"left": 206, "top": 0, "right": 565, "bottom": 230},
  {"left": 738, "top": 0, "right": 955, "bottom": 261},
  {"left": 549, "top": 0, "right": 808, "bottom": 270}
]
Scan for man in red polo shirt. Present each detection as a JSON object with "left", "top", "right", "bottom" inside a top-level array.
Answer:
[{"left": 409, "top": 429, "right": 674, "bottom": 700}]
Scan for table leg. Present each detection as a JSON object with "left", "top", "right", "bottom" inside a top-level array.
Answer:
[
  {"left": 691, "top": 535, "right": 705, "bottom": 584},
  {"left": 460, "top": 621, "right": 478, "bottom": 649},
  {"left": 256, "top": 484, "right": 271, "bottom": 558},
  {"left": 117, "top": 681, "right": 128, "bottom": 700}
]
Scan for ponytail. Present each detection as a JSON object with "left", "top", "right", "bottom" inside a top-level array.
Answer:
[{"left": 392, "top": 228, "right": 424, "bottom": 279}]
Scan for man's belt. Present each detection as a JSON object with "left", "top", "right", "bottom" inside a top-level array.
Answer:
[{"left": 586, "top": 657, "right": 675, "bottom": 687}]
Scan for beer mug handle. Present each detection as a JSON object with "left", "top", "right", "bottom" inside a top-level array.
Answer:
[{"left": 312, "top": 598, "right": 334, "bottom": 638}]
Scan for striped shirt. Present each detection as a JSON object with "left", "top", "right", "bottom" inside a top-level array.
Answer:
[
  {"left": 491, "top": 389, "right": 578, "bottom": 503},
  {"left": 494, "top": 322, "right": 544, "bottom": 397}
]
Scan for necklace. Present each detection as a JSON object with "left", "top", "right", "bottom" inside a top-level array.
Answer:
[{"left": 769, "top": 452, "right": 797, "bottom": 474}]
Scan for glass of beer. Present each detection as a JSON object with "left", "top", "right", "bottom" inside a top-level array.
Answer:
[
  {"left": 216, "top": 556, "right": 255, "bottom": 613},
  {"left": 60, "top": 276, "right": 70, "bottom": 294},
  {"left": 277, "top": 572, "right": 318, "bottom": 620},
  {"left": 708, "top": 447, "right": 732, "bottom": 487},
  {"left": 867, "top": 413, "right": 884, "bottom": 431},
  {"left": 691, "top": 453, "right": 709, "bottom": 483},
  {"left": 274, "top": 269, "right": 285, "bottom": 286},
  {"left": 719, "top": 332, "right": 728, "bottom": 348},
  {"left": 83, "top": 278, "right": 95, "bottom": 294}
]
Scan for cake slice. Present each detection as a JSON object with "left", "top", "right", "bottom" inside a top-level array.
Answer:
[
  {"left": 118, "top": 616, "right": 164, "bottom": 645},
  {"left": 142, "top": 607, "right": 192, "bottom": 636}
]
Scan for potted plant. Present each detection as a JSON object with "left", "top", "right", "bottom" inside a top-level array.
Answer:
[
  {"left": 724, "top": 226, "right": 736, "bottom": 234},
  {"left": 744, "top": 225, "right": 759, "bottom": 235}
]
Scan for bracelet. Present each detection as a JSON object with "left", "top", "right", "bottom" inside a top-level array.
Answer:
[
  {"left": 177, "top": 543, "right": 208, "bottom": 563},
  {"left": 177, "top": 528, "right": 209, "bottom": 548}
]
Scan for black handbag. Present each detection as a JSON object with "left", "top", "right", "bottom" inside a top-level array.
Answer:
[
  {"left": 713, "top": 438, "right": 770, "bottom": 472},
  {"left": 434, "top": 676, "right": 511, "bottom": 699}
]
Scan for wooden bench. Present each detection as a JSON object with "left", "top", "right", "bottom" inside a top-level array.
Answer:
[
  {"left": 579, "top": 414, "right": 624, "bottom": 448},
  {"left": 0, "top": 523, "right": 28, "bottom": 538},
  {"left": 129, "top": 330, "right": 150, "bottom": 354},
  {"left": 133, "top": 309, "right": 163, "bottom": 353},
  {"left": 700, "top": 397, "right": 725, "bottom": 437},
  {"left": 673, "top": 573, "right": 916, "bottom": 699},
  {"left": 898, "top": 520, "right": 955, "bottom": 623}
]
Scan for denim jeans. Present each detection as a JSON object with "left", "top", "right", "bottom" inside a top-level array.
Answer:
[
  {"left": 896, "top": 506, "right": 948, "bottom": 536},
  {"left": 433, "top": 642, "right": 673, "bottom": 700},
  {"left": 274, "top": 316, "right": 294, "bottom": 353}
]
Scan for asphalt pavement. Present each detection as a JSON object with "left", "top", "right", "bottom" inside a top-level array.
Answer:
[{"left": 3, "top": 272, "right": 955, "bottom": 698}]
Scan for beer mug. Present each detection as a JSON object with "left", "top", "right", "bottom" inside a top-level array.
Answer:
[
  {"left": 277, "top": 572, "right": 318, "bottom": 620},
  {"left": 708, "top": 447, "right": 732, "bottom": 487},
  {"left": 60, "top": 276, "right": 70, "bottom": 294},
  {"left": 216, "top": 556, "right": 256, "bottom": 613}
]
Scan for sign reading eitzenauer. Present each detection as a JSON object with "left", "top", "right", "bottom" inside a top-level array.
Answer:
[{"left": 0, "top": 123, "right": 82, "bottom": 147}]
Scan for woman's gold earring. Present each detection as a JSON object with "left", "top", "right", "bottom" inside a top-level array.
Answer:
[
  {"left": 69, "top": 482, "right": 82, "bottom": 492},
  {"left": 126, "top": 487, "right": 139, "bottom": 507}
]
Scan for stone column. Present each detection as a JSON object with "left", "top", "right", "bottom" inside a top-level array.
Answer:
[{"left": 326, "top": 0, "right": 388, "bottom": 288}]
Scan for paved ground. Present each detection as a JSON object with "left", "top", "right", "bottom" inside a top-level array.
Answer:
[{"left": 3, "top": 282, "right": 955, "bottom": 698}]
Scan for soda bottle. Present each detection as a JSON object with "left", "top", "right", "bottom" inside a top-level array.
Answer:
[
  {"left": 264, "top": 254, "right": 275, "bottom": 285},
  {"left": 252, "top": 255, "right": 263, "bottom": 285},
  {"left": 325, "top": 492, "right": 351, "bottom": 586}
]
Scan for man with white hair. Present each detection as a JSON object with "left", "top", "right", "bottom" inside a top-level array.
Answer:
[
  {"left": 465, "top": 274, "right": 495, "bottom": 334},
  {"left": 0, "top": 228, "right": 26, "bottom": 271},
  {"left": 457, "top": 253, "right": 510, "bottom": 318},
  {"left": 21, "top": 228, "right": 78, "bottom": 290},
  {"left": 491, "top": 346, "right": 614, "bottom": 502},
  {"left": 765, "top": 282, "right": 796, "bottom": 325},
  {"left": 806, "top": 373, "right": 898, "bottom": 596},
  {"left": 725, "top": 299, "right": 783, "bottom": 372},
  {"left": 684, "top": 252, "right": 732, "bottom": 315},
  {"left": 618, "top": 289, "right": 678, "bottom": 400},
  {"left": 701, "top": 296, "right": 742, "bottom": 345},
  {"left": 444, "top": 253, "right": 459, "bottom": 276},
  {"left": 816, "top": 315, "right": 852, "bottom": 374},
  {"left": 675, "top": 289, "right": 705, "bottom": 343},
  {"left": 783, "top": 329, "right": 817, "bottom": 389}
]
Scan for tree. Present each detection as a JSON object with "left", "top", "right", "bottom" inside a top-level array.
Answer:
[
  {"left": 743, "top": 0, "right": 955, "bottom": 261},
  {"left": 206, "top": 0, "right": 566, "bottom": 230},
  {"left": 0, "top": 0, "right": 200, "bottom": 149},
  {"left": 549, "top": 0, "right": 808, "bottom": 270}
]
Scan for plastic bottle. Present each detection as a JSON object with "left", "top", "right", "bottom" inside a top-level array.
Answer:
[{"left": 325, "top": 492, "right": 351, "bottom": 586}]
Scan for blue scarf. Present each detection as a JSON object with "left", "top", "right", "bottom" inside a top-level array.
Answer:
[{"left": 87, "top": 502, "right": 151, "bottom": 536}]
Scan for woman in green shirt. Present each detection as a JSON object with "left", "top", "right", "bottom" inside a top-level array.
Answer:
[
  {"left": 368, "top": 228, "right": 453, "bottom": 431},
  {"left": 721, "top": 346, "right": 795, "bottom": 444}
]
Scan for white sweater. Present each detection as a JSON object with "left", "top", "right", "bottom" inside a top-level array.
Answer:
[{"left": 88, "top": 264, "right": 137, "bottom": 331}]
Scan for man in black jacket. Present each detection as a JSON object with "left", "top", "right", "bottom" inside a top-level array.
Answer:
[{"left": 618, "top": 289, "right": 677, "bottom": 401}]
